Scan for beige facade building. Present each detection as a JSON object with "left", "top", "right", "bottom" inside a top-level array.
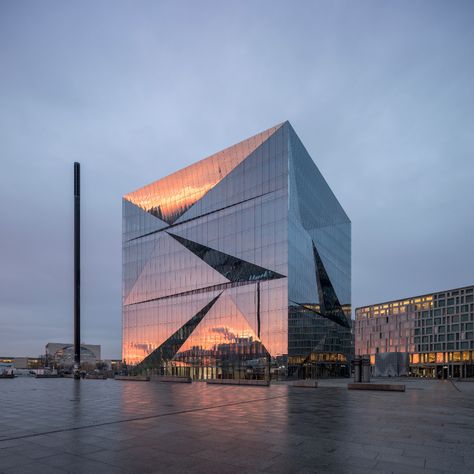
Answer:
[{"left": 355, "top": 285, "right": 474, "bottom": 378}]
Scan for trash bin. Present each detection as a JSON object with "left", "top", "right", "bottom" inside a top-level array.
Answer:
[{"left": 361, "top": 358, "right": 371, "bottom": 383}]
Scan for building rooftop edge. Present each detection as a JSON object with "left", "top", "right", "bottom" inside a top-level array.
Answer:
[
  {"left": 123, "top": 121, "right": 287, "bottom": 198},
  {"left": 355, "top": 283, "right": 474, "bottom": 312}
]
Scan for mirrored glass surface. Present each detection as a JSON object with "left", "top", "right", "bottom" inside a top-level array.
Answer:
[{"left": 123, "top": 122, "right": 351, "bottom": 379}]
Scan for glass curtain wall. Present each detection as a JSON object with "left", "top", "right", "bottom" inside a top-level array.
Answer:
[
  {"left": 123, "top": 124, "right": 288, "bottom": 379},
  {"left": 123, "top": 122, "right": 352, "bottom": 379},
  {"left": 287, "top": 123, "right": 353, "bottom": 378}
]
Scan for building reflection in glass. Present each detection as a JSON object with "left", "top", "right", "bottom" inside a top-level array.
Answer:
[{"left": 123, "top": 122, "right": 352, "bottom": 379}]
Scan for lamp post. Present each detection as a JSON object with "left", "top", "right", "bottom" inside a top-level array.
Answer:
[{"left": 73, "top": 162, "right": 81, "bottom": 379}]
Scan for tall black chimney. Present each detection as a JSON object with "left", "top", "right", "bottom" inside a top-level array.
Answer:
[{"left": 74, "top": 162, "right": 81, "bottom": 377}]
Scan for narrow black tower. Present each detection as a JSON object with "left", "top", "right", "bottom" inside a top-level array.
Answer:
[{"left": 74, "top": 162, "right": 81, "bottom": 375}]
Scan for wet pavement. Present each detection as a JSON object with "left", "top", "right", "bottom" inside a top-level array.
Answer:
[{"left": 1, "top": 377, "right": 474, "bottom": 473}]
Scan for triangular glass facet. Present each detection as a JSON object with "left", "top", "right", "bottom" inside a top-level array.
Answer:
[
  {"left": 123, "top": 237, "right": 157, "bottom": 303},
  {"left": 122, "top": 198, "right": 168, "bottom": 242},
  {"left": 175, "top": 123, "right": 287, "bottom": 224},
  {"left": 288, "top": 123, "right": 350, "bottom": 230},
  {"left": 124, "top": 123, "right": 283, "bottom": 224},
  {"left": 167, "top": 232, "right": 285, "bottom": 283},
  {"left": 136, "top": 293, "right": 222, "bottom": 369},
  {"left": 124, "top": 232, "right": 228, "bottom": 306},
  {"left": 174, "top": 291, "right": 269, "bottom": 361},
  {"left": 227, "top": 285, "right": 259, "bottom": 337},
  {"left": 123, "top": 291, "right": 222, "bottom": 365},
  {"left": 312, "top": 242, "right": 350, "bottom": 328}
]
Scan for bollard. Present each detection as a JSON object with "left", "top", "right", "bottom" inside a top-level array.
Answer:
[
  {"left": 352, "top": 357, "right": 362, "bottom": 382},
  {"left": 361, "top": 358, "right": 371, "bottom": 383}
]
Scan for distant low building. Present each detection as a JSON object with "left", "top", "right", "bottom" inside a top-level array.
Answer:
[
  {"left": 0, "top": 357, "right": 43, "bottom": 370},
  {"left": 0, "top": 361, "right": 14, "bottom": 375},
  {"left": 45, "top": 343, "right": 101, "bottom": 368},
  {"left": 355, "top": 285, "right": 474, "bottom": 378}
]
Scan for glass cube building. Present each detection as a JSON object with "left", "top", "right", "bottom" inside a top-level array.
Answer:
[{"left": 122, "top": 121, "right": 352, "bottom": 379}]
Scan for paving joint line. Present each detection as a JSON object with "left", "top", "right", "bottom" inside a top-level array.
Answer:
[
  {"left": 449, "top": 379, "right": 462, "bottom": 392},
  {"left": 0, "top": 393, "right": 291, "bottom": 443}
]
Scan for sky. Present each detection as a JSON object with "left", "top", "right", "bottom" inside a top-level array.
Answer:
[{"left": 1, "top": 1, "right": 473, "bottom": 359}]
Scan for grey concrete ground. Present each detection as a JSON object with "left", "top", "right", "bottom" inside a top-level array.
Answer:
[{"left": 0, "top": 377, "right": 473, "bottom": 473}]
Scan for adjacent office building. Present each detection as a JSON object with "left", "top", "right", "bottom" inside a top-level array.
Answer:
[
  {"left": 122, "top": 121, "right": 352, "bottom": 379},
  {"left": 355, "top": 285, "right": 474, "bottom": 378}
]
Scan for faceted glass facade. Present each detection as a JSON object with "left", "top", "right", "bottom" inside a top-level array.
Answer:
[{"left": 122, "top": 122, "right": 352, "bottom": 379}]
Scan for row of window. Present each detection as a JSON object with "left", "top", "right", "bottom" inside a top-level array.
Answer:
[
  {"left": 421, "top": 304, "right": 474, "bottom": 317},
  {"left": 417, "top": 341, "right": 473, "bottom": 351},
  {"left": 416, "top": 322, "right": 474, "bottom": 334},
  {"left": 437, "top": 296, "right": 473, "bottom": 307},
  {"left": 415, "top": 332, "right": 473, "bottom": 344},
  {"left": 417, "top": 315, "right": 473, "bottom": 327},
  {"left": 435, "top": 287, "right": 474, "bottom": 296},
  {"left": 411, "top": 349, "right": 474, "bottom": 364},
  {"left": 356, "top": 288, "right": 474, "bottom": 319}
]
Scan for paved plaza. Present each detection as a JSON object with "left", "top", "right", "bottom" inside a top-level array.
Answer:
[{"left": 1, "top": 377, "right": 474, "bottom": 473}]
